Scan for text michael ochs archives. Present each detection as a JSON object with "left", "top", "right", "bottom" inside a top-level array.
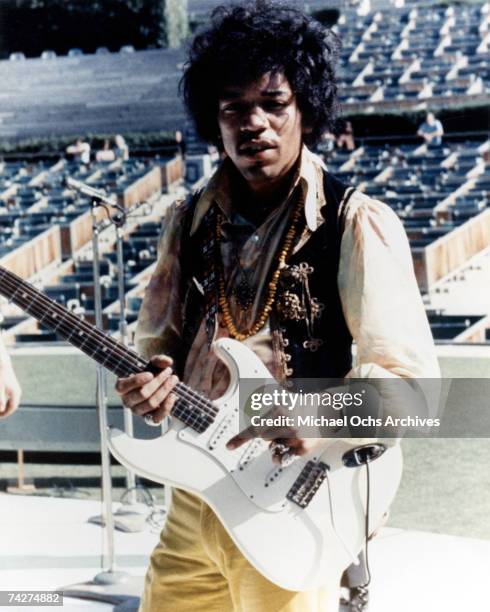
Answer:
[{"left": 246, "top": 389, "right": 442, "bottom": 431}]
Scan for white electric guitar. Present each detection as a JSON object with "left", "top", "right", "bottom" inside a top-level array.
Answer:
[{"left": 0, "top": 265, "right": 403, "bottom": 591}]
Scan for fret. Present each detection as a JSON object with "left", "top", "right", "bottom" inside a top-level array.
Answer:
[
  {"left": 63, "top": 320, "right": 77, "bottom": 340},
  {"left": 7, "top": 285, "right": 20, "bottom": 302},
  {"left": 17, "top": 291, "right": 41, "bottom": 317},
  {"left": 69, "top": 329, "right": 97, "bottom": 352},
  {"left": 92, "top": 342, "right": 115, "bottom": 368},
  {"left": 0, "top": 265, "right": 218, "bottom": 434},
  {"left": 39, "top": 309, "right": 62, "bottom": 332},
  {"left": 173, "top": 401, "right": 213, "bottom": 433}
]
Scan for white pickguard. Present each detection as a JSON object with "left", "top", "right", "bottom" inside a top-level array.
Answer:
[{"left": 108, "top": 337, "right": 403, "bottom": 591}]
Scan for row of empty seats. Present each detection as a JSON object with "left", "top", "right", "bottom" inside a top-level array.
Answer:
[
  {"left": 336, "top": 4, "right": 490, "bottom": 106},
  {"left": 427, "top": 311, "right": 484, "bottom": 340},
  {"left": 1, "top": 139, "right": 488, "bottom": 343},
  {"left": 0, "top": 3, "right": 488, "bottom": 139},
  {"left": 0, "top": 157, "right": 159, "bottom": 258},
  {"left": 323, "top": 138, "right": 489, "bottom": 248}
]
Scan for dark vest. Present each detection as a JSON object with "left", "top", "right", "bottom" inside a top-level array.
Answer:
[{"left": 178, "top": 171, "right": 354, "bottom": 388}]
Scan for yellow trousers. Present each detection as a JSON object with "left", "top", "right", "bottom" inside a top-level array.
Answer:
[{"left": 139, "top": 488, "right": 340, "bottom": 612}]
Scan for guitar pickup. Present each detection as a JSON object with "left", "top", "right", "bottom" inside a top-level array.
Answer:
[
  {"left": 239, "top": 438, "right": 265, "bottom": 469},
  {"left": 208, "top": 408, "right": 237, "bottom": 450},
  {"left": 286, "top": 461, "right": 329, "bottom": 508}
]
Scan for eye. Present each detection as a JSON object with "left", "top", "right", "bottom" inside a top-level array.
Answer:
[
  {"left": 263, "top": 101, "right": 287, "bottom": 111},
  {"left": 221, "top": 103, "right": 243, "bottom": 114}
]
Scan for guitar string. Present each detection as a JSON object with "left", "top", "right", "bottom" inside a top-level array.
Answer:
[
  {"left": 0, "top": 270, "right": 217, "bottom": 428},
  {"left": 1, "top": 274, "right": 341, "bottom": 513},
  {"left": 0, "top": 268, "right": 218, "bottom": 419},
  {"left": 0, "top": 267, "right": 154, "bottom": 372}
]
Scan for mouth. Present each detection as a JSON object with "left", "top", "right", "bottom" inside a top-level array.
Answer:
[{"left": 238, "top": 141, "right": 276, "bottom": 157}]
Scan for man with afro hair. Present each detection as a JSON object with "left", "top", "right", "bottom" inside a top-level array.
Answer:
[{"left": 116, "top": 2, "right": 439, "bottom": 610}]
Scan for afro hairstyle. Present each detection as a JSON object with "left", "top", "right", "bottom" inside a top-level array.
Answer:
[{"left": 180, "top": 1, "right": 342, "bottom": 147}]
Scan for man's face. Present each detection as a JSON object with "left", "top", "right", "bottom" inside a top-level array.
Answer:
[{"left": 217, "top": 72, "right": 304, "bottom": 194}]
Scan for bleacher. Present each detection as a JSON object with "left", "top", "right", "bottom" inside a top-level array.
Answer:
[
  {"left": 187, "top": 0, "right": 339, "bottom": 20},
  {"left": 0, "top": 1, "right": 488, "bottom": 345},
  {"left": 0, "top": 49, "right": 186, "bottom": 139},
  {"left": 336, "top": 3, "right": 490, "bottom": 111},
  {"left": 0, "top": 157, "right": 161, "bottom": 256},
  {"left": 427, "top": 311, "right": 485, "bottom": 340},
  {"left": 0, "top": 3, "right": 488, "bottom": 140},
  {"left": 323, "top": 138, "right": 489, "bottom": 248},
  {"left": 0, "top": 155, "right": 183, "bottom": 344},
  {"left": 1, "top": 136, "right": 488, "bottom": 344}
]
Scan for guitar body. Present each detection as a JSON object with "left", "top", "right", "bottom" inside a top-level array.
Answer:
[
  {"left": 108, "top": 338, "right": 403, "bottom": 591},
  {"left": 0, "top": 265, "right": 403, "bottom": 590},
  {"left": 0, "top": 266, "right": 402, "bottom": 591}
]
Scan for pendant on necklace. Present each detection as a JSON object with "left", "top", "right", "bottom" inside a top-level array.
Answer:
[{"left": 233, "top": 278, "right": 254, "bottom": 310}]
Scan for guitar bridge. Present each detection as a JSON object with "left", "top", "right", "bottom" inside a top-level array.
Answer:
[{"left": 287, "top": 460, "right": 329, "bottom": 508}]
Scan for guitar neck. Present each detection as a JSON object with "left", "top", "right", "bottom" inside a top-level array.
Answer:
[
  {"left": 0, "top": 265, "right": 147, "bottom": 378},
  {"left": 0, "top": 265, "right": 216, "bottom": 433}
]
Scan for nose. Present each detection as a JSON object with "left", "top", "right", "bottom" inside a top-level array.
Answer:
[{"left": 240, "top": 104, "right": 268, "bottom": 133}]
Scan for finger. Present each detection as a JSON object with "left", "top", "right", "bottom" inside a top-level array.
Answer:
[
  {"left": 226, "top": 426, "right": 255, "bottom": 450},
  {"left": 137, "top": 367, "right": 175, "bottom": 402},
  {"left": 8, "top": 387, "right": 21, "bottom": 416},
  {"left": 150, "top": 354, "right": 173, "bottom": 368},
  {"left": 115, "top": 371, "right": 154, "bottom": 395},
  {"left": 145, "top": 391, "right": 178, "bottom": 425},
  {"left": 132, "top": 374, "right": 179, "bottom": 416},
  {"left": 122, "top": 367, "right": 173, "bottom": 408},
  {"left": 2, "top": 397, "right": 14, "bottom": 418}
]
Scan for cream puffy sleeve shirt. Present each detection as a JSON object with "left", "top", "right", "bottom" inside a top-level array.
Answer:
[{"left": 339, "top": 190, "right": 440, "bottom": 380}]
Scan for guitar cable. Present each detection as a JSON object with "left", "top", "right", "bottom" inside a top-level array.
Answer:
[
  {"left": 350, "top": 461, "right": 372, "bottom": 612},
  {"left": 119, "top": 484, "right": 167, "bottom": 531}
]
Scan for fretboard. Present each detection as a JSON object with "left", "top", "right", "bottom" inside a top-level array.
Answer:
[{"left": 0, "top": 265, "right": 216, "bottom": 433}]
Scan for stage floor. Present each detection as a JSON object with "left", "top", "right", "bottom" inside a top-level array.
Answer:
[{"left": 1, "top": 492, "right": 489, "bottom": 611}]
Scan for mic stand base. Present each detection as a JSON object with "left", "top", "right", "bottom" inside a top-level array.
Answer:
[{"left": 93, "top": 570, "right": 130, "bottom": 586}]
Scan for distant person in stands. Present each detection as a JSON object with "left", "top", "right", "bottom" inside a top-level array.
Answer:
[
  {"left": 318, "top": 129, "right": 336, "bottom": 154},
  {"left": 66, "top": 138, "right": 91, "bottom": 165},
  {"left": 175, "top": 129, "right": 187, "bottom": 160},
  {"left": 114, "top": 134, "right": 129, "bottom": 161},
  {"left": 96, "top": 139, "right": 116, "bottom": 163},
  {"left": 207, "top": 143, "right": 221, "bottom": 163},
  {"left": 0, "top": 337, "right": 21, "bottom": 418},
  {"left": 417, "top": 113, "right": 444, "bottom": 147},
  {"left": 335, "top": 120, "right": 355, "bottom": 150}
]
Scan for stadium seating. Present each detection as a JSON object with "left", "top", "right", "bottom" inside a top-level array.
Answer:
[
  {"left": 0, "top": 2, "right": 488, "bottom": 344},
  {"left": 0, "top": 49, "right": 186, "bottom": 138},
  {"left": 0, "top": 3, "right": 488, "bottom": 139},
  {"left": 1, "top": 133, "right": 487, "bottom": 343},
  {"left": 427, "top": 311, "right": 484, "bottom": 340}
]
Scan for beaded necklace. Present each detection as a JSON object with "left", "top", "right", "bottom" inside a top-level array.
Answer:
[{"left": 215, "top": 198, "right": 303, "bottom": 341}]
